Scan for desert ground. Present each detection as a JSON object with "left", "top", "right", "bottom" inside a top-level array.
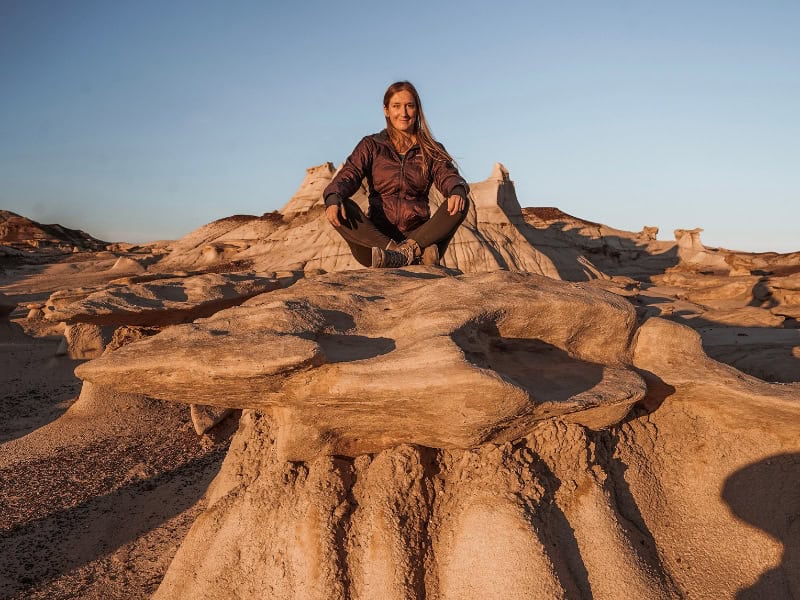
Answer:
[{"left": 1, "top": 163, "right": 798, "bottom": 599}]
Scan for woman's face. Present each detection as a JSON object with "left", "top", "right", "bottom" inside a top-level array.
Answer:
[{"left": 384, "top": 90, "right": 417, "bottom": 134}]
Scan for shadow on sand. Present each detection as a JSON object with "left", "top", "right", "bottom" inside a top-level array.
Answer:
[
  {"left": 0, "top": 445, "right": 228, "bottom": 597},
  {"left": 723, "top": 453, "right": 800, "bottom": 598}
]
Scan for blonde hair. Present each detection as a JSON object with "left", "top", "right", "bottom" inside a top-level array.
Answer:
[{"left": 383, "top": 81, "right": 454, "bottom": 177}]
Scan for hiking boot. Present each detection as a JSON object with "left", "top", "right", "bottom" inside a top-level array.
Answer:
[
  {"left": 395, "top": 238, "right": 421, "bottom": 264},
  {"left": 371, "top": 246, "right": 409, "bottom": 268},
  {"left": 421, "top": 244, "right": 440, "bottom": 266},
  {"left": 370, "top": 239, "right": 421, "bottom": 268}
]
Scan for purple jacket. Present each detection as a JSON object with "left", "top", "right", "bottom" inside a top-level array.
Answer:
[{"left": 323, "top": 130, "right": 469, "bottom": 234}]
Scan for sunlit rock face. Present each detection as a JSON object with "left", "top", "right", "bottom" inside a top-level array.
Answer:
[
  {"left": 76, "top": 268, "right": 645, "bottom": 460},
  {"left": 151, "top": 165, "right": 564, "bottom": 277}
]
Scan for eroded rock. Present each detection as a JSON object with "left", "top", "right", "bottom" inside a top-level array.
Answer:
[
  {"left": 45, "top": 272, "right": 285, "bottom": 326},
  {"left": 76, "top": 269, "right": 646, "bottom": 460}
]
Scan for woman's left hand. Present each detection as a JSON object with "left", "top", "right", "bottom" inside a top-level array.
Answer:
[{"left": 447, "top": 194, "right": 465, "bottom": 216}]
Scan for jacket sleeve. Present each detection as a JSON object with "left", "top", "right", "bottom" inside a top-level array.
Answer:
[
  {"left": 431, "top": 143, "right": 469, "bottom": 200},
  {"left": 323, "top": 136, "right": 373, "bottom": 206}
]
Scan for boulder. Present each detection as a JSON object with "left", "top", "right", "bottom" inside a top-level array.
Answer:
[
  {"left": 76, "top": 269, "right": 646, "bottom": 460},
  {"left": 45, "top": 272, "right": 286, "bottom": 327}
]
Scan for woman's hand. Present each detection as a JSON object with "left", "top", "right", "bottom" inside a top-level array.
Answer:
[
  {"left": 326, "top": 203, "right": 347, "bottom": 227},
  {"left": 447, "top": 194, "right": 465, "bottom": 216}
]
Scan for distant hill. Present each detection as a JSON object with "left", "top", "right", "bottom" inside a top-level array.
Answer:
[{"left": 0, "top": 210, "right": 108, "bottom": 254}]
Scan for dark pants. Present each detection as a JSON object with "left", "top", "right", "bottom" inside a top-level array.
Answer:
[{"left": 332, "top": 198, "right": 469, "bottom": 267}]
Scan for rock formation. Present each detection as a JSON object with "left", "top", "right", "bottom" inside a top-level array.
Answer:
[
  {"left": 71, "top": 268, "right": 799, "bottom": 598},
  {"left": 0, "top": 210, "right": 108, "bottom": 254},
  {"left": 76, "top": 270, "right": 646, "bottom": 459},
  {"left": 2, "top": 160, "right": 799, "bottom": 599}
]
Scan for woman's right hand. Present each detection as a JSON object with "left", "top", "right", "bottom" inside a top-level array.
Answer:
[{"left": 326, "top": 203, "right": 347, "bottom": 227}]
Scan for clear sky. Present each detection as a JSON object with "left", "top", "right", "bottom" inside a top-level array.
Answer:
[{"left": 1, "top": 0, "right": 798, "bottom": 252}]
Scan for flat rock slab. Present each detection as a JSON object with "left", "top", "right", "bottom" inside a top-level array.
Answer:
[
  {"left": 76, "top": 268, "right": 646, "bottom": 459},
  {"left": 44, "top": 272, "right": 285, "bottom": 326}
]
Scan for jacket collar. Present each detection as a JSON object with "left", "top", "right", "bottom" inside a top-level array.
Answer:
[{"left": 374, "top": 129, "right": 419, "bottom": 155}]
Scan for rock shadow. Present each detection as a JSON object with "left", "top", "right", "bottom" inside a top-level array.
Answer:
[
  {"left": 314, "top": 334, "right": 396, "bottom": 363},
  {"left": 452, "top": 319, "right": 604, "bottom": 403},
  {"left": 0, "top": 349, "right": 83, "bottom": 444},
  {"left": 523, "top": 454, "right": 593, "bottom": 598},
  {"left": 658, "top": 313, "right": 800, "bottom": 384},
  {"left": 596, "top": 430, "right": 679, "bottom": 594},
  {"left": 390, "top": 270, "right": 447, "bottom": 280},
  {"left": 748, "top": 277, "right": 778, "bottom": 309},
  {"left": 0, "top": 447, "right": 228, "bottom": 597},
  {"left": 516, "top": 219, "right": 680, "bottom": 282},
  {"left": 722, "top": 453, "right": 800, "bottom": 598}
]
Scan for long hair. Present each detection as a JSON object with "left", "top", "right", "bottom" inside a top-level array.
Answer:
[{"left": 383, "top": 81, "right": 454, "bottom": 178}]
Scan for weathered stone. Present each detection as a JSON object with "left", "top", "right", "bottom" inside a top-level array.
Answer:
[
  {"left": 76, "top": 269, "right": 646, "bottom": 460},
  {"left": 45, "top": 272, "right": 284, "bottom": 326}
]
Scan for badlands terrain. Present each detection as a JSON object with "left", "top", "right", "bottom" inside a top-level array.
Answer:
[{"left": 1, "top": 163, "right": 799, "bottom": 599}]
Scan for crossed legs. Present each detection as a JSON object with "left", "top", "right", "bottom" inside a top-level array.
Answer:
[{"left": 331, "top": 198, "right": 469, "bottom": 267}]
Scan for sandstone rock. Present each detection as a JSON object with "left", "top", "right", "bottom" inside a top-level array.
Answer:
[
  {"left": 57, "top": 323, "right": 115, "bottom": 359},
  {"left": 26, "top": 307, "right": 45, "bottom": 321},
  {"left": 469, "top": 162, "right": 523, "bottom": 224},
  {"left": 45, "top": 272, "right": 284, "bottom": 327},
  {"left": 190, "top": 404, "right": 234, "bottom": 435},
  {"left": 110, "top": 256, "right": 145, "bottom": 272},
  {"left": 0, "top": 210, "right": 108, "bottom": 253},
  {"left": 76, "top": 269, "right": 646, "bottom": 460},
  {"left": 638, "top": 226, "right": 659, "bottom": 241},
  {"left": 154, "top": 412, "right": 679, "bottom": 600},
  {"left": 154, "top": 165, "right": 563, "bottom": 277},
  {"left": 280, "top": 162, "right": 337, "bottom": 216},
  {"left": 521, "top": 207, "right": 679, "bottom": 281}
]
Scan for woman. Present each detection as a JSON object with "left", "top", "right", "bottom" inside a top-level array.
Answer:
[{"left": 323, "top": 81, "right": 470, "bottom": 268}]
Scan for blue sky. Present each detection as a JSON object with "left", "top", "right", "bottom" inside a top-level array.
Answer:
[{"left": 1, "top": 1, "right": 798, "bottom": 251}]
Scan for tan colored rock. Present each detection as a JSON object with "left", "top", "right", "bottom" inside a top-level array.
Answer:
[
  {"left": 45, "top": 272, "right": 284, "bottom": 326},
  {"left": 156, "top": 164, "right": 563, "bottom": 277},
  {"left": 26, "top": 307, "right": 45, "bottom": 321},
  {"left": 638, "top": 226, "right": 659, "bottom": 241},
  {"left": 521, "top": 207, "right": 679, "bottom": 281},
  {"left": 110, "top": 256, "right": 146, "bottom": 272},
  {"left": 57, "top": 323, "right": 115, "bottom": 359},
  {"left": 190, "top": 404, "right": 234, "bottom": 435},
  {"left": 154, "top": 412, "right": 680, "bottom": 600},
  {"left": 76, "top": 269, "right": 645, "bottom": 460},
  {"left": 279, "top": 162, "right": 337, "bottom": 216},
  {"left": 469, "top": 162, "right": 523, "bottom": 224}
]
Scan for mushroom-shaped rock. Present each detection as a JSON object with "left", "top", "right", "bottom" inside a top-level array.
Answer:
[
  {"left": 638, "top": 226, "right": 659, "bottom": 241},
  {"left": 77, "top": 269, "right": 646, "bottom": 460},
  {"left": 45, "top": 272, "right": 285, "bottom": 326}
]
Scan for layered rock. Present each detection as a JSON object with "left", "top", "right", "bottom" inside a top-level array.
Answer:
[
  {"left": 0, "top": 210, "right": 108, "bottom": 253},
  {"left": 76, "top": 269, "right": 645, "bottom": 460},
  {"left": 521, "top": 207, "right": 680, "bottom": 281},
  {"left": 142, "top": 313, "right": 800, "bottom": 600},
  {"left": 154, "top": 165, "right": 563, "bottom": 277},
  {"left": 44, "top": 271, "right": 287, "bottom": 327}
]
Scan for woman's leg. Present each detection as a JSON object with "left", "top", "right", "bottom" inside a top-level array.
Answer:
[
  {"left": 405, "top": 197, "right": 470, "bottom": 256},
  {"left": 331, "top": 199, "right": 394, "bottom": 267}
]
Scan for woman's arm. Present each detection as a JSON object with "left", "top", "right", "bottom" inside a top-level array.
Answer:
[
  {"left": 430, "top": 144, "right": 469, "bottom": 215},
  {"left": 323, "top": 136, "right": 374, "bottom": 208}
]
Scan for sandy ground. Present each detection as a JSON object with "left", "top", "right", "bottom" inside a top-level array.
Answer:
[{"left": 0, "top": 320, "right": 236, "bottom": 599}]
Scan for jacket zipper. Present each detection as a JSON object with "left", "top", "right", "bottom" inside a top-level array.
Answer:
[{"left": 400, "top": 153, "right": 406, "bottom": 197}]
